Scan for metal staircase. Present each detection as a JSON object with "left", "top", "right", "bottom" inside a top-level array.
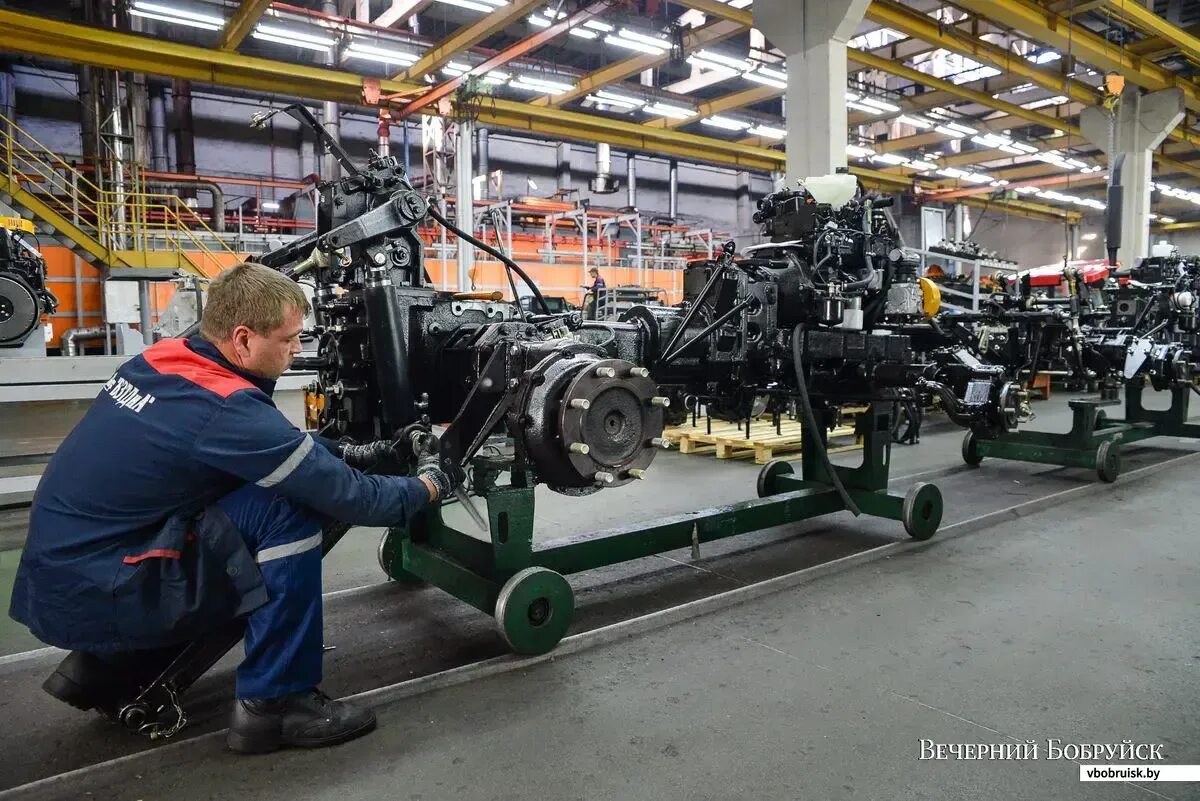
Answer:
[{"left": 0, "top": 112, "right": 237, "bottom": 277}]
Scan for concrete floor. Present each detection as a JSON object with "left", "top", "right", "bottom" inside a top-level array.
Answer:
[
  {"left": 2, "top": 393, "right": 1199, "bottom": 797},
  {"left": 37, "top": 452, "right": 1200, "bottom": 801}
]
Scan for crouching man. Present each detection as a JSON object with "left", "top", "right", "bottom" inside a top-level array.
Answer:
[{"left": 9, "top": 263, "right": 455, "bottom": 753}]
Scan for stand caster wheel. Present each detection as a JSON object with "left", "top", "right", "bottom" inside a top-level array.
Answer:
[
  {"left": 1096, "top": 440, "right": 1121, "bottom": 483},
  {"left": 118, "top": 703, "right": 149, "bottom": 732},
  {"left": 494, "top": 567, "right": 574, "bottom": 655},
  {"left": 902, "top": 482, "right": 943, "bottom": 541},
  {"left": 757, "top": 458, "right": 795, "bottom": 498},
  {"left": 961, "top": 431, "right": 983, "bottom": 467},
  {"left": 377, "top": 531, "right": 424, "bottom": 585}
]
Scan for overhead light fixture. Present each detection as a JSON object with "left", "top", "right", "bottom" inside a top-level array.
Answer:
[
  {"left": 583, "top": 19, "right": 614, "bottom": 32},
  {"left": 434, "top": 0, "right": 508, "bottom": 9},
  {"left": 568, "top": 27, "right": 598, "bottom": 39},
  {"left": 261, "top": 200, "right": 281, "bottom": 212},
  {"left": 897, "top": 114, "right": 933, "bottom": 129},
  {"left": 846, "top": 144, "right": 876, "bottom": 159},
  {"left": 528, "top": 14, "right": 551, "bottom": 27},
  {"left": 848, "top": 100, "right": 884, "bottom": 114},
  {"left": 1031, "top": 50, "right": 1061, "bottom": 64},
  {"left": 605, "top": 34, "right": 668, "bottom": 55},
  {"left": 1021, "top": 95, "right": 1069, "bottom": 110},
  {"left": 252, "top": 23, "right": 336, "bottom": 51},
  {"left": 346, "top": 41, "right": 419, "bottom": 66},
  {"left": 1160, "top": 216, "right": 1177, "bottom": 223},
  {"left": 934, "top": 125, "right": 967, "bottom": 138},
  {"left": 594, "top": 89, "right": 645, "bottom": 107},
  {"left": 937, "top": 167, "right": 970, "bottom": 179},
  {"left": 700, "top": 115, "right": 751, "bottom": 131},
  {"left": 693, "top": 49, "right": 753, "bottom": 72},
  {"left": 907, "top": 161, "right": 938, "bottom": 172},
  {"left": 845, "top": 91, "right": 861, "bottom": 102},
  {"left": 748, "top": 124, "right": 786, "bottom": 140},
  {"left": 643, "top": 102, "right": 696, "bottom": 120},
  {"left": 872, "top": 153, "right": 909, "bottom": 166},
  {"left": 743, "top": 71, "right": 786, "bottom": 89},
  {"left": 686, "top": 55, "right": 738, "bottom": 76},
  {"left": 129, "top": 1, "right": 224, "bottom": 30},
  {"left": 963, "top": 172, "right": 993, "bottom": 184},
  {"left": 857, "top": 95, "right": 901, "bottom": 113},
  {"left": 510, "top": 74, "right": 575, "bottom": 94}
]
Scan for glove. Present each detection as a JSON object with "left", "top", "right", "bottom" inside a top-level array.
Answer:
[
  {"left": 339, "top": 439, "right": 395, "bottom": 469},
  {"left": 413, "top": 434, "right": 461, "bottom": 502}
]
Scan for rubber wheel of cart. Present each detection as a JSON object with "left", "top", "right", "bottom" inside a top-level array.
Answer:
[
  {"left": 1096, "top": 440, "right": 1121, "bottom": 483},
  {"left": 961, "top": 431, "right": 983, "bottom": 467},
  {"left": 494, "top": 567, "right": 574, "bottom": 655},
  {"left": 377, "top": 530, "right": 424, "bottom": 585},
  {"left": 902, "top": 482, "right": 943, "bottom": 541},
  {"left": 757, "top": 458, "right": 795, "bottom": 498}
]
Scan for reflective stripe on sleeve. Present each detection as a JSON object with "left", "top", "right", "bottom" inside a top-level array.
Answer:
[{"left": 256, "top": 434, "right": 315, "bottom": 488}]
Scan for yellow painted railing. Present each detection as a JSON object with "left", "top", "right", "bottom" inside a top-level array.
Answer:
[{"left": 0, "top": 111, "right": 236, "bottom": 276}]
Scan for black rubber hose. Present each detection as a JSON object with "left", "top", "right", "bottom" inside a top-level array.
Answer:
[
  {"left": 426, "top": 203, "right": 551, "bottom": 315},
  {"left": 790, "top": 326, "right": 861, "bottom": 516}
]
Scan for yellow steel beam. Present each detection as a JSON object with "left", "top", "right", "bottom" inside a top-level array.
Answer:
[
  {"left": 217, "top": 0, "right": 274, "bottom": 52},
  {"left": 0, "top": 9, "right": 783, "bottom": 171},
  {"left": 645, "top": 84, "right": 781, "bottom": 130},
  {"left": 1162, "top": 221, "right": 1200, "bottom": 231},
  {"left": 374, "top": 0, "right": 434, "bottom": 28},
  {"left": 398, "top": 0, "right": 546, "bottom": 80},
  {"left": 671, "top": 0, "right": 753, "bottom": 28},
  {"left": 1097, "top": 0, "right": 1200, "bottom": 65},
  {"left": 965, "top": 0, "right": 1200, "bottom": 112},
  {"left": 535, "top": 18, "right": 744, "bottom": 108}
]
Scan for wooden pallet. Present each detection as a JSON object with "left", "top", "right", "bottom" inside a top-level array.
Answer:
[{"left": 663, "top": 417, "right": 862, "bottom": 464}]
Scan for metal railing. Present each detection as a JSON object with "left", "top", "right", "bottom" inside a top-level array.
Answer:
[{"left": 0, "top": 112, "right": 236, "bottom": 276}]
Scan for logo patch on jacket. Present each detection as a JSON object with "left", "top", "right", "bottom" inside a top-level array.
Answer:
[{"left": 104, "top": 375, "right": 158, "bottom": 413}]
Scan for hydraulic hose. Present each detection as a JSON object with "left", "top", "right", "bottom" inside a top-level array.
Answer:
[
  {"left": 790, "top": 326, "right": 861, "bottom": 516},
  {"left": 916, "top": 379, "right": 978, "bottom": 428},
  {"left": 426, "top": 203, "right": 551, "bottom": 315}
]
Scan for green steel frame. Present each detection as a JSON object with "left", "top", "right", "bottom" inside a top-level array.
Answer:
[
  {"left": 379, "top": 403, "right": 945, "bottom": 654},
  {"left": 964, "top": 379, "right": 1200, "bottom": 482}
]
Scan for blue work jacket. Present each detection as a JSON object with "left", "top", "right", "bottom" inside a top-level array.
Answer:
[{"left": 9, "top": 335, "right": 427, "bottom": 652}]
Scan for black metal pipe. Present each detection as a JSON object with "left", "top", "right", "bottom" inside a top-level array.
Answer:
[{"left": 658, "top": 262, "right": 725, "bottom": 358}]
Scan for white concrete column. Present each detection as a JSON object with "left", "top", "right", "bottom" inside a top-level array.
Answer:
[
  {"left": 1081, "top": 87, "right": 1184, "bottom": 267},
  {"left": 455, "top": 119, "right": 475, "bottom": 291},
  {"left": 755, "top": 0, "right": 870, "bottom": 183}
]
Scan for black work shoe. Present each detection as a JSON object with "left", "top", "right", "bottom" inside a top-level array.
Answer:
[
  {"left": 43, "top": 647, "right": 186, "bottom": 714},
  {"left": 226, "top": 689, "right": 377, "bottom": 754}
]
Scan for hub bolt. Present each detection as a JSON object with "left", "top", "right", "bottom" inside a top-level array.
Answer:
[
  {"left": 629, "top": 367, "right": 650, "bottom": 378},
  {"left": 628, "top": 468, "right": 647, "bottom": 480},
  {"left": 594, "top": 367, "right": 616, "bottom": 378},
  {"left": 569, "top": 442, "right": 591, "bottom": 455},
  {"left": 569, "top": 398, "right": 591, "bottom": 410},
  {"left": 649, "top": 396, "right": 671, "bottom": 407},
  {"left": 594, "top": 471, "right": 615, "bottom": 484},
  {"left": 649, "top": 437, "right": 672, "bottom": 449}
]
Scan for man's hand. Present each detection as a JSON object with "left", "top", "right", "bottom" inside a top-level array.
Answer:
[
  {"left": 411, "top": 433, "right": 461, "bottom": 502},
  {"left": 339, "top": 439, "right": 395, "bottom": 469}
]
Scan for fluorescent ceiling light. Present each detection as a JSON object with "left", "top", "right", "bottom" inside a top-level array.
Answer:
[
  {"left": 686, "top": 55, "right": 738, "bottom": 76},
  {"left": 643, "top": 102, "right": 695, "bottom": 119},
  {"left": 756, "top": 66, "right": 787, "bottom": 82},
  {"left": 701, "top": 115, "right": 751, "bottom": 131},
  {"left": 848, "top": 101, "right": 884, "bottom": 114},
  {"left": 617, "top": 28, "right": 670, "bottom": 46},
  {"left": 528, "top": 14, "right": 551, "bottom": 27},
  {"left": 1160, "top": 216, "right": 1176, "bottom": 223},
  {"left": 433, "top": 0, "right": 499, "bottom": 10},
  {"left": 907, "top": 161, "right": 938, "bottom": 171},
  {"left": 845, "top": 91, "right": 861, "bottom": 102},
  {"left": 261, "top": 200, "right": 281, "bottom": 212},
  {"left": 346, "top": 41, "right": 419, "bottom": 66},
  {"left": 963, "top": 172, "right": 993, "bottom": 184},
  {"left": 511, "top": 74, "right": 575, "bottom": 94},
  {"left": 858, "top": 96, "right": 901, "bottom": 113},
  {"left": 945, "top": 122, "right": 978, "bottom": 135},
  {"left": 748, "top": 124, "right": 786, "bottom": 140},
  {"left": 583, "top": 19, "right": 613, "bottom": 32},
  {"left": 585, "top": 94, "right": 637, "bottom": 109},
  {"left": 934, "top": 125, "right": 967, "bottom": 138},
  {"left": 872, "top": 153, "right": 909, "bottom": 166},
  {"left": 1021, "top": 95, "right": 1068, "bottom": 110},
  {"left": 130, "top": 1, "right": 224, "bottom": 29},
  {"left": 595, "top": 90, "right": 645, "bottom": 107},
  {"left": 937, "top": 167, "right": 969, "bottom": 179},
  {"left": 743, "top": 71, "right": 786, "bottom": 89},
  {"left": 897, "top": 115, "right": 933, "bottom": 129},
  {"left": 568, "top": 28, "right": 598, "bottom": 39},
  {"left": 1031, "top": 51, "right": 1061, "bottom": 64},
  {"left": 252, "top": 24, "right": 336, "bottom": 51},
  {"left": 605, "top": 34, "right": 667, "bottom": 55},
  {"left": 846, "top": 144, "right": 876, "bottom": 159},
  {"left": 694, "top": 49, "right": 753, "bottom": 72}
]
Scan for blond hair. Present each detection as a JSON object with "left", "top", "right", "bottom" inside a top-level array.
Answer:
[{"left": 199, "top": 262, "right": 310, "bottom": 341}]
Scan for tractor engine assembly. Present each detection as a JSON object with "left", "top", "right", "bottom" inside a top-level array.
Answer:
[{"left": 0, "top": 220, "right": 57, "bottom": 347}]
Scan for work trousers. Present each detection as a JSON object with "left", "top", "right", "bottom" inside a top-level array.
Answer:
[{"left": 216, "top": 484, "right": 325, "bottom": 700}]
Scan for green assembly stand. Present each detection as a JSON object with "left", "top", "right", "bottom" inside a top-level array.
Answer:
[
  {"left": 962, "top": 379, "right": 1200, "bottom": 483},
  {"left": 378, "top": 403, "right": 944, "bottom": 655}
]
